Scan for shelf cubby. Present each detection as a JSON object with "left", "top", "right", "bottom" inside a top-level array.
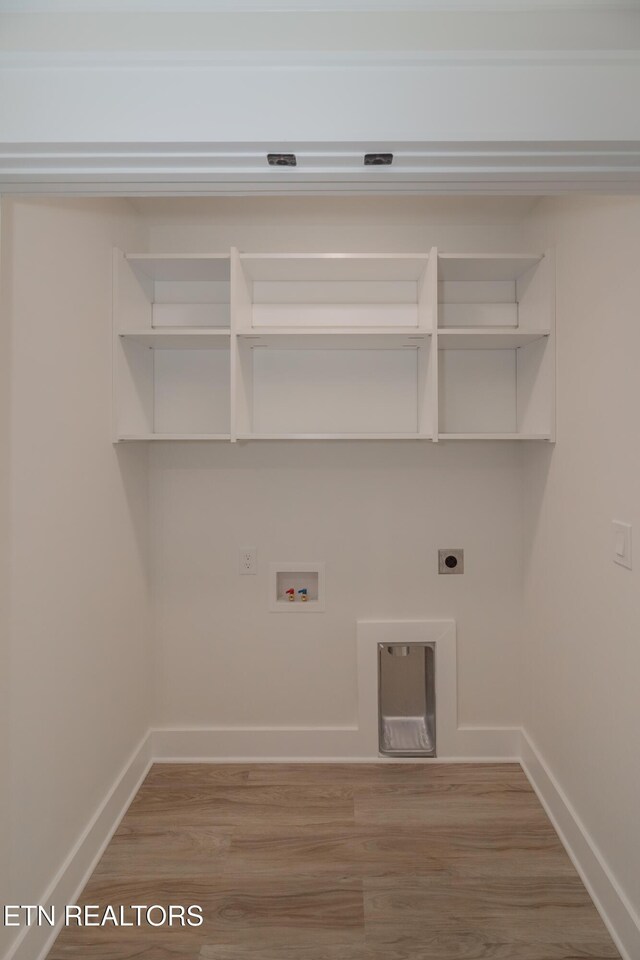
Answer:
[
  {"left": 124, "top": 253, "right": 231, "bottom": 328},
  {"left": 436, "top": 252, "right": 554, "bottom": 440},
  {"left": 113, "top": 250, "right": 231, "bottom": 440},
  {"left": 234, "top": 252, "right": 434, "bottom": 331},
  {"left": 234, "top": 335, "right": 434, "bottom": 439},
  {"left": 116, "top": 338, "right": 230, "bottom": 440},
  {"left": 438, "top": 343, "right": 550, "bottom": 438},
  {"left": 438, "top": 253, "right": 544, "bottom": 330}
]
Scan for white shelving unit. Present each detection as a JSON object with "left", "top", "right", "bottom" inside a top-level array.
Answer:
[
  {"left": 437, "top": 253, "right": 555, "bottom": 441},
  {"left": 113, "top": 247, "right": 554, "bottom": 442},
  {"left": 113, "top": 251, "right": 231, "bottom": 440}
]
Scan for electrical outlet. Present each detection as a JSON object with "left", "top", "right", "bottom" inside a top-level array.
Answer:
[
  {"left": 239, "top": 547, "right": 257, "bottom": 575},
  {"left": 439, "top": 549, "right": 464, "bottom": 574}
]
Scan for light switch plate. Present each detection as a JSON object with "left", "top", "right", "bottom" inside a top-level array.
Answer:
[{"left": 612, "top": 521, "right": 632, "bottom": 570}]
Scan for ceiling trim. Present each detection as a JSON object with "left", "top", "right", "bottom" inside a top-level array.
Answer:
[
  {"left": 2, "top": 49, "right": 640, "bottom": 69},
  {"left": 2, "top": 141, "right": 640, "bottom": 195},
  {"left": 3, "top": 181, "right": 638, "bottom": 197},
  {"left": 0, "top": 0, "right": 637, "bottom": 11}
]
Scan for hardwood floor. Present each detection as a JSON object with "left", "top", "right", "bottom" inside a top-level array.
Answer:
[{"left": 47, "top": 764, "right": 620, "bottom": 960}]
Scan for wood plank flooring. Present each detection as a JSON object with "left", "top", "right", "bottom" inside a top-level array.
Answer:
[{"left": 47, "top": 763, "right": 620, "bottom": 960}]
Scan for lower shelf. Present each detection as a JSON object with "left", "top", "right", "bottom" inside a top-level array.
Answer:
[
  {"left": 117, "top": 433, "right": 551, "bottom": 442},
  {"left": 116, "top": 433, "right": 553, "bottom": 442}
]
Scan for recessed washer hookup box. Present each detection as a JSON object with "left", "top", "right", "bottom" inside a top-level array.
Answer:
[{"left": 378, "top": 642, "right": 436, "bottom": 757}]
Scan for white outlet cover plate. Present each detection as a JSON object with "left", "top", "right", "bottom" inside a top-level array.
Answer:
[
  {"left": 612, "top": 521, "right": 632, "bottom": 570},
  {"left": 239, "top": 547, "right": 257, "bottom": 575}
]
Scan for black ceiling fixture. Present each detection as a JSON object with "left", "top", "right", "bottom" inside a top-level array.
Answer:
[
  {"left": 364, "top": 153, "right": 393, "bottom": 166},
  {"left": 267, "top": 153, "right": 297, "bottom": 167}
]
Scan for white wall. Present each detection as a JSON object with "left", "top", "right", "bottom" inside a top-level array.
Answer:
[
  {"left": 149, "top": 198, "right": 527, "bottom": 737},
  {"left": 142, "top": 196, "right": 535, "bottom": 254},
  {"left": 3, "top": 198, "right": 152, "bottom": 951},
  {"left": 523, "top": 196, "right": 640, "bottom": 937},
  {"left": 153, "top": 441, "right": 523, "bottom": 733}
]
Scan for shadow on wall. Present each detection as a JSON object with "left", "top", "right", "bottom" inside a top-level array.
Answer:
[
  {"left": 114, "top": 443, "right": 152, "bottom": 593},
  {"left": 521, "top": 442, "right": 555, "bottom": 584},
  {"left": 0, "top": 192, "right": 15, "bottom": 960}
]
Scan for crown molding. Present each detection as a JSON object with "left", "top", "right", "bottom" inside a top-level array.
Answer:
[
  {"left": 2, "top": 141, "right": 639, "bottom": 195},
  {"left": 2, "top": 49, "right": 640, "bottom": 69},
  {"left": 2, "top": 49, "right": 639, "bottom": 185},
  {"left": 0, "top": 0, "right": 637, "bottom": 11}
]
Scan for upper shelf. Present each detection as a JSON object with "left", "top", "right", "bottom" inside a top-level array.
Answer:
[
  {"left": 239, "top": 254, "right": 430, "bottom": 283},
  {"left": 126, "top": 254, "right": 230, "bottom": 282},
  {"left": 438, "top": 254, "right": 543, "bottom": 282}
]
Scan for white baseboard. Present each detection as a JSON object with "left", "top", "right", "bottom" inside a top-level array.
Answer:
[
  {"left": 4, "top": 732, "right": 153, "bottom": 960},
  {"left": 520, "top": 730, "right": 640, "bottom": 960},
  {"left": 150, "top": 724, "right": 520, "bottom": 762}
]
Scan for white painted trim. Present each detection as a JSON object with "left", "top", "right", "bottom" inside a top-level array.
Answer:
[
  {"left": 520, "top": 730, "right": 640, "bottom": 960},
  {"left": 2, "top": 142, "right": 640, "bottom": 196},
  {"left": 4, "top": 181, "right": 639, "bottom": 198},
  {"left": 151, "top": 728, "right": 520, "bottom": 762},
  {"left": 4, "top": 50, "right": 640, "bottom": 69},
  {"left": 0, "top": 0, "right": 634, "bottom": 12},
  {"left": 4, "top": 733, "right": 153, "bottom": 960},
  {"left": 152, "top": 753, "right": 521, "bottom": 763}
]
